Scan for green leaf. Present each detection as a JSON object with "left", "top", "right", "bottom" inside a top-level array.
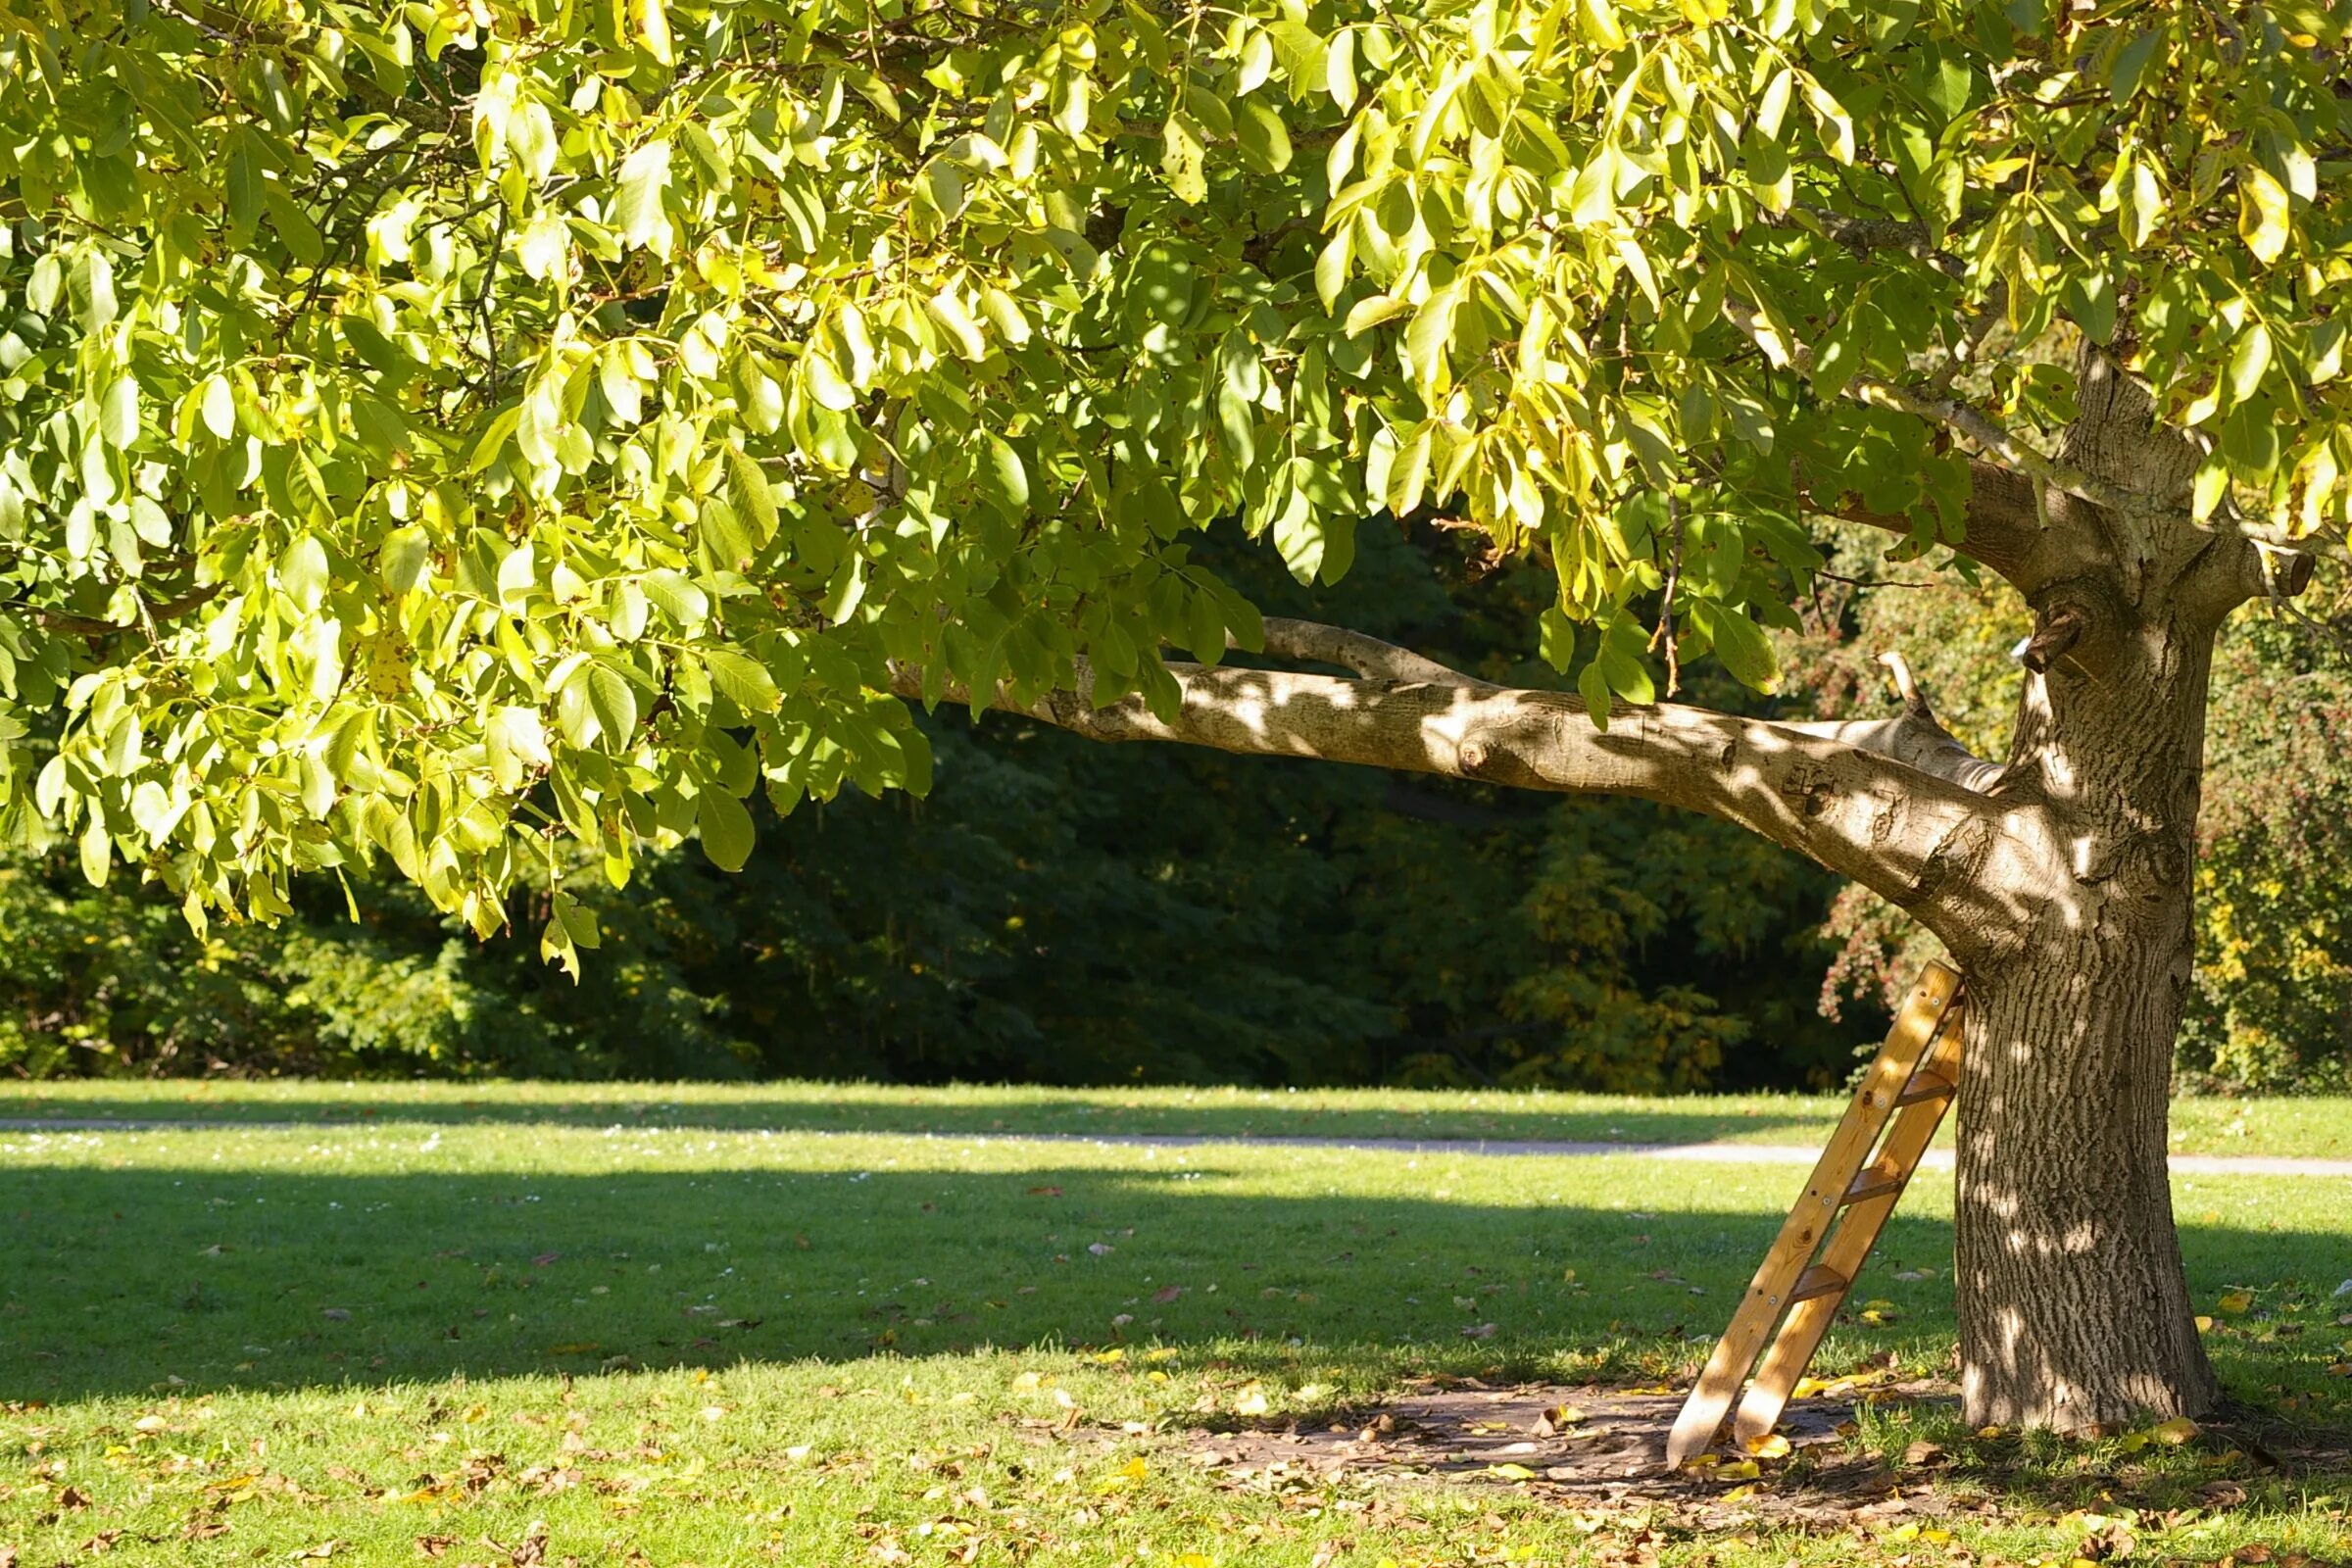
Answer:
[
  {"left": 2106, "top": 29, "right": 2162, "bottom": 102},
  {"left": 2227, "top": 322, "right": 2274, "bottom": 406},
  {"left": 701, "top": 647, "right": 781, "bottom": 712},
  {"left": 1578, "top": 658, "right": 1613, "bottom": 730},
  {"left": 587, "top": 662, "right": 639, "bottom": 749},
  {"left": 726, "top": 446, "right": 779, "bottom": 545},
  {"left": 984, "top": 434, "right": 1030, "bottom": 514},
  {"left": 1697, "top": 603, "right": 1779, "bottom": 692},
  {"left": 379, "top": 525, "right": 430, "bottom": 596},
  {"left": 700, "top": 497, "right": 759, "bottom": 570},
  {"left": 612, "top": 139, "right": 673, "bottom": 252},
  {"left": 698, "top": 785, "right": 755, "bottom": 871},
  {"left": 641, "top": 569, "right": 710, "bottom": 625},
  {"left": 200, "top": 375, "right": 237, "bottom": 441},
  {"left": 1264, "top": 20, "right": 1329, "bottom": 92},
  {"left": 1235, "top": 99, "right": 1294, "bottom": 173},
  {"left": 99, "top": 376, "right": 139, "bottom": 449},
  {"left": 79, "top": 816, "right": 111, "bottom": 889}
]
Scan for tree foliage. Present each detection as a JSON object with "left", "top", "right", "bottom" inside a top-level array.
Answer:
[
  {"left": 5, "top": 0, "right": 2349, "bottom": 959},
  {"left": 3, "top": 526, "right": 1861, "bottom": 1088}
]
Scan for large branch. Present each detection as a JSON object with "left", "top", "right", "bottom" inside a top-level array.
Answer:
[
  {"left": 889, "top": 652, "right": 2018, "bottom": 942},
  {"left": 1253, "top": 617, "right": 1494, "bottom": 689}
]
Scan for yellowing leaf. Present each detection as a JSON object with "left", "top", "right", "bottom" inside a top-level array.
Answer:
[
  {"left": 1742, "top": 1432, "right": 1790, "bottom": 1458},
  {"left": 2239, "top": 164, "right": 2291, "bottom": 266},
  {"left": 1162, "top": 113, "right": 1207, "bottom": 203},
  {"left": 632, "top": 0, "right": 673, "bottom": 64},
  {"left": 2218, "top": 1290, "right": 2254, "bottom": 1314},
  {"left": 1576, "top": 0, "right": 1627, "bottom": 48}
]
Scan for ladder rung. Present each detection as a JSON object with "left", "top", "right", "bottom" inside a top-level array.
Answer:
[
  {"left": 1895, "top": 1071, "right": 1956, "bottom": 1106},
  {"left": 1841, "top": 1162, "right": 1905, "bottom": 1204},
  {"left": 1789, "top": 1265, "right": 1848, "bottom": 1303}
]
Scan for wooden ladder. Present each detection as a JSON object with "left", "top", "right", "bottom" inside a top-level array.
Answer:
[{"left": 1664, "top": 960, "right": 1967, "bottom": 1469}]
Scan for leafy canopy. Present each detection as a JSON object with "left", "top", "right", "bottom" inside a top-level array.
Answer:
[{"left": 2, "top": 0, "right": 2346, "bottom": 966}]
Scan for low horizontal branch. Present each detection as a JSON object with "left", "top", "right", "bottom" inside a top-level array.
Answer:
[
  {"left": 888, "top": 651, "right": 2013, "bottom": 942},
  {"left": 1252, "top": 617, "right": 1494, "bottom": 689}
]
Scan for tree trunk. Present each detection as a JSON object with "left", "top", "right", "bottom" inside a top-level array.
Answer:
[{"left": 1950, "top": 580, "right": 2224, "bottom": 1431}]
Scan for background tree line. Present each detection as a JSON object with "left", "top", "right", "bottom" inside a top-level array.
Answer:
[{"left": 6, "top": 525, "right": 2347, "bottom": 1093}]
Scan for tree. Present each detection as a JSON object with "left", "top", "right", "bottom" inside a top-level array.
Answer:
[{"left": 1, "top": 0, "right": 2344, "bottom": 1431}]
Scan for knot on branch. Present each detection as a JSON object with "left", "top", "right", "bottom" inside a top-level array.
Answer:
[{"left": 2019, "top": 606, "right": 2087, "bottom": 674}]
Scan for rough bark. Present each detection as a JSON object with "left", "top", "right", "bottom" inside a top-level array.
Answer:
[{"left": 1952, "top": 598, "right": 2223, "bottom": 1429}]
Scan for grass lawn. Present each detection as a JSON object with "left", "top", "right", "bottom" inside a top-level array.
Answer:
[
  {"left": 7, "top": 1079, "right": 2352, "bottom": 1161},
  {"left": 3, "top": 1097, "right": 2350, "bottom": 1566}
]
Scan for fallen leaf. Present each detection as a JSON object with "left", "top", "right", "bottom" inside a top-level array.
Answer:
[
  {"left": 1152, "top": 1285, "right": 1183, "bottom": 1304},
  {"left": 58, "top": 1486, "right": 90, "bottom": 1510},
  {"left": 1025, "top": 1186, "right": 1063, "bottom": 1198},
  {"left": 531, "top": 1252, "right": 562, "bottom": 1267},
  {"left": 1715, "top": 1459, "right": 1761, "bottom": 1480},
  {"left": 2218, "top": 1290, "right": 2255, "bottom": 1314},
  {"left": 1485, "top": 1462, "right": 1538, "bottom": 1481},
  {"left": 1087, "top": 1243, "right": 1114, "bottom": 1256},
  {"left": 288, "top": 1544, "right": 342, "bottom": 1561},
  {"left": 415, "top": 1539, "right": 453, "bottom": 1559},
  {"left": 2149, "top": 1415, "right": 2199, "bottom": 1445},
  {"left": 1232, "top": 1383, "right": 1270, "bottom": 1416},
  {"left": 1535, "top": 1403, "right": 1586, "bottom": 1436},
  {"left": 1742, "top": 1432, "right": 1790, "bottom": 1458},
  {"left": 1460, "top": 1322, "right": 1497, "bottom": 1340},
  {"left": 1901, "top": 1440, "right": 1948, "bottom": 1467},
  {"left": 483, "top": 1523, "right": 548, "bottom": 1567}
]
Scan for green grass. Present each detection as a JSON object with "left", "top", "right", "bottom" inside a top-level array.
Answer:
[
  {"left": 4, "top": 1101, "right": 2350, "bottom": 1566},
  {"left": 8, "top": 1078, "right": 2352, "bottom": 1160}
]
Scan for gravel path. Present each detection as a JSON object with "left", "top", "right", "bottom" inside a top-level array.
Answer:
[{"left": 3, "top": 1119, "right": 2349, "bottom": 1176}]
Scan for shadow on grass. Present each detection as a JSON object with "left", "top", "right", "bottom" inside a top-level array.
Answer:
[
  {"left": 0, "top": 1087, "right": 1843, "bottom": 1148},
  {"left": 2, "top": 1156, "right": 2337, "bottom": 1419}
]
